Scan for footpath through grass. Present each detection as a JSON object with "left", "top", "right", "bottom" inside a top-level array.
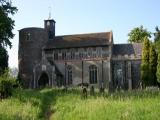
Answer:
[{"left": 0, "top": 88, "right": 160, "bottom": 120}]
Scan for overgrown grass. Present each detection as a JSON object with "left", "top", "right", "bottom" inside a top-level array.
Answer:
[{"left": 0, "top": 88, "right": 160, "bottom": 120}]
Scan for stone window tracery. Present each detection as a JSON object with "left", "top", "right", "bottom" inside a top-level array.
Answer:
[
  {"left": 89, "top": 65, "right": 98, "bottom": 84},
  {"left": 67, "top": 65, "right": 72, "bottom": 85}
]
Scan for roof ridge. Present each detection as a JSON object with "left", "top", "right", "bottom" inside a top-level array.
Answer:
[
  {"left": 19, "top": 27, "right": 44, "bottom": 31},
  {"left": 114, "top": 43, "right": 142, "bottom": 45},
  {"left": 55, "top": 31, "right": 111, "bottom": 37}
]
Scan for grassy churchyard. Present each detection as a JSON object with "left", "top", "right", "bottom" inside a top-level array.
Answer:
[{"left": 0, "top": 88, "right": 160, "bottom": 120}]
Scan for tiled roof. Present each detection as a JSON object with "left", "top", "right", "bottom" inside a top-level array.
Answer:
[
  {"left": 113, "top": 43, "right": 142, "bottom": 56},
  {"left": 45, "top": 32, "right": 112, "bottom": 49}
]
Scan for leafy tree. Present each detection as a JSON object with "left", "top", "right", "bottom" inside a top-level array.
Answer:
[
  {"left": 153, "top": 26, "right": 160, "bottom": 85},
  {"left": 0, "top": 46, "right": 8, "bottom": 74},
  {"left": 141, "top": 37, "right": 150, "bottom": 86},
  {"left": 128, "top": 26, "right": 151, "bottom": 43},
  {"left": 149, "top": 43, "right": 157, "bottom": 85},
  {"left": 0, "top": 0, "right": 17, "bottom": 74},
  {"left": 154, "top": 26, "right": 160, "bottom": 51},
  {"left": 156, "top": 52, "right": 160, "bottom": 84},
  {"left": 0, "top": 0, "right": 17, "bottom": 48},
  {"left": 154, "top": 26, "right": 160, "bottom": 42}
]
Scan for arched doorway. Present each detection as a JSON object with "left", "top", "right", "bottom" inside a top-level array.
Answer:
[{"left": 38, "top": 72, "right": 49, "bottom": 88}]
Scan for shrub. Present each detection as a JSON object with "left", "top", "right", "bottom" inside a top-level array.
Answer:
[{"left": 0, "top": 70, "right": 17, "bottom": 99}]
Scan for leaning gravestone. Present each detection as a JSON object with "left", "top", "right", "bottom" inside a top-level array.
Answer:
[{"left": 82, "top": 87, "right": 87, "bottom": 99}]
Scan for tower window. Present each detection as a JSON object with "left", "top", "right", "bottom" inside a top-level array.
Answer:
[{"left": 26, "top": 33, "right": 31, "bottom": 41}]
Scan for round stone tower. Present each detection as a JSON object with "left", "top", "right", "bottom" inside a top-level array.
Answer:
[
  {"left": 18, "top": 18, "right": 56, "bottom": 88},
  {"left": 18, "top": 27, "right": 48, "bottom": 88}
]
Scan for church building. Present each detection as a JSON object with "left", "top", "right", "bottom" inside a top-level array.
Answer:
[{"left": 18, "top": 18, "right": 142, "bottom": 90}]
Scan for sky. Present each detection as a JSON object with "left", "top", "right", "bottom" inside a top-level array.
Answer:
[{"left": 8, "top": 0, "right": 160, "bottom": 68}]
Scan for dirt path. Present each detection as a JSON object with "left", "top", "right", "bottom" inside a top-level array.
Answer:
[{"left": 46, "top": 107, "right": 54, "bottom": 120}]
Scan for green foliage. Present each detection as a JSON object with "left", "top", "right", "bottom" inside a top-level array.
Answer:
[
  {"left": 0, "top": 0, "right": 17, "bottom": 75},
  {"left": 0, "top": 88, "right": 160, "bottom": 120},
  {"left": 141, "top": 37, "right": 150, "bottom": 86},
  {"left": 0, "top": 46, "right": 8, "bottom": 75},
  {"left": 0, "top": 70, "right": 17, "bottom": 99},
  {"left": 149, "top": 43, "right": 157, "bottom": 85},
  {"left": 0, "top": 0, "right": 18, "bottom": 48},
  {"left": 154, "top": 26, "right": 160, "bottom": 52},
  {"left": 153, "top": 26, "right": 160, "bottom": 84},
  {"left": 154, "top": 26, "right": 160, "bottom": 43},
  {"left": 16, "top": 72, "right": 23, "bottom": 88},
  {"left": 128, "top": 26, "right": 151, "bottom": 43},
  {"left": 156, "top": 52, "right": 160, "bottom": 83}
]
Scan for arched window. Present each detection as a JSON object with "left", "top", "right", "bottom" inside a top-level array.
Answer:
[
  {"left": 89, "top": 65, "right": 98, "bottom": 84},
  {"left": 67, "top": 65, "right": 72, "bottom": 85}
]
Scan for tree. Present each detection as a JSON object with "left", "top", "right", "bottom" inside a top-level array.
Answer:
[
  {"left": 154, "top": 26, "right": 160, "bottom": 51},
  {"left": 0, "top": 0, "right": 17, "bottom": 48},
  {"left": 0, "top": 69, "right": 17, "bottom": 99},
  {"left": 0, "top": 46, "right": 8, "bottom": 74},
  {"left": 156, "top": 52, "right": 160, "bottom": 84},
  {"left": 0, "top": 0, "right": 17, "bottom": 74},
  {"left": 128, "top": 26, "right": 151, "bottom": 43},
  {"left": 149, "top": 43, "right": 157, "bottom": 85},
  {"left": 154, "top": 26, "right": 160, "bottom": 42},
  {"left": 141, "top": 37, "right": 150, "bottom": 86},
  {"left": 153, "top": 26, "right": 160, "bottom": 85}
]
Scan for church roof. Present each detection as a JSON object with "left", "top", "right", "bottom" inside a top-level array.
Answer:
[
  {"left": 113, "top": 43, "right": 142, "bottom": 56},
  {"left": 45, "top": 32, "right": 112, "bottom": 49}
]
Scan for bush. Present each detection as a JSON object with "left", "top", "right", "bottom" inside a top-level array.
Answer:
[{"left": 0, "top": 70, "right": 17, "bottom": 99}]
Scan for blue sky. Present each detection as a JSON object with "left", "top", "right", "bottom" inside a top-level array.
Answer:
[{"left": 8, "top": 0, "right": 160, "bottom": 68}]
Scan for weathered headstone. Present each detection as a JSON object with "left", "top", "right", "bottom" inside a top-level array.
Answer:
[
  {"left": 90, "top": 86, "right": 95, "bottom": 96},
  {"left": 82, "top": 87, "right": 87, "bottom": 99}
]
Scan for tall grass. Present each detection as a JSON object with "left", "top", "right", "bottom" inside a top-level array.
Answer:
[
  {"left": 0, "top": 88, "right": 160, "bottom": 120},
  {"left": 51, "top": 89, "right": 160, "bottom": 120}
]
